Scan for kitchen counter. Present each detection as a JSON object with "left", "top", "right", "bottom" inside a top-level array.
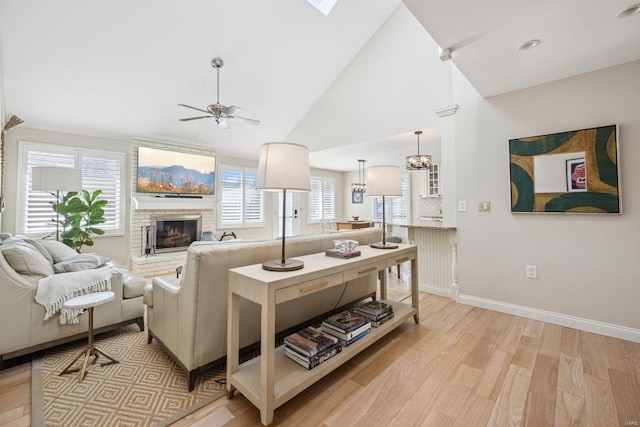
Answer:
[{"left": 397, "top": 219, "right": 456, "bottom": 230}]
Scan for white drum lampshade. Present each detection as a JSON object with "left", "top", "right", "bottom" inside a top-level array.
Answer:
[
  {"left": 256, "top": 142, "right": 311, "bottom": 271},
  {"left": 366, "top": 165, "right": 401, "bottom": 249}
]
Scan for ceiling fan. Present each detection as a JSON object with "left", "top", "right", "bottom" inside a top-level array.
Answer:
[{"left": 178, "top": 58, "right": 260, "bottom": 129}]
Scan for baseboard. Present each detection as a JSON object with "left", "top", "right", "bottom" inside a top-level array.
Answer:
[
  {"left": 459, "top": 294, "right": 640, "bottom": 343},
  {"left": 419, "top": 284, "right": 452, "bottom": 298}
]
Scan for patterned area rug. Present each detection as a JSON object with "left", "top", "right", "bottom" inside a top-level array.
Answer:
[{"left": 33, "top": 324, "right": 227, "bottom": 427}]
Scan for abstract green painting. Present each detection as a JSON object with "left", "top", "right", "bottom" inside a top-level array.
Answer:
[{"left": 509, "top": 125, "right": 620, "bottom": 213}]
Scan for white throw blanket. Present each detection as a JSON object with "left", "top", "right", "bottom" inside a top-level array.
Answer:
[{"left": 35, "top": 267, "right": 113, "bottom": 324}]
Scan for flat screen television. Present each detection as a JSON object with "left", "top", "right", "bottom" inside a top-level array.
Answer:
[{"left": 137, "top": 146, "right": 216, "bottom": 195}]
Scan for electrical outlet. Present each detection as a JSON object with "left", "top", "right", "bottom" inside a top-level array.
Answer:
[
  {"left": 458, "top": 200, "right": 467, "bottom": 212},
  {"left": 479, "top": 201, "right": 491, "bottom": 212},
  {"left": 526, "top": 265, "right": 537, "bottom": 279}
]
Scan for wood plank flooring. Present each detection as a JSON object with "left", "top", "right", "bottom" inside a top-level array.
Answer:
[{"left": 1, "top": 278, "right": 639, "bottom": 426}]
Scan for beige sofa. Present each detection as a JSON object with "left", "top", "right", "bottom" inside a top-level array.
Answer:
[
  {"left": 144, "top": 228, "right": 382, "bottom": 391},
  {"left": 0, "top": 234, "right": 146, "bottom": 364}
]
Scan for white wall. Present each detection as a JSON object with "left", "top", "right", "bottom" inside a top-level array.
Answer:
[
  {"left": 288, "top": 3, "right": 452, "bottom": 150},
  {"left": 453, "top": 60, "right": 640, "bottom": 330}
]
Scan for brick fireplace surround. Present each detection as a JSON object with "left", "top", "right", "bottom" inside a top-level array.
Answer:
[{"left": 128, "top": 139, "right": 216, "bottom": 278}]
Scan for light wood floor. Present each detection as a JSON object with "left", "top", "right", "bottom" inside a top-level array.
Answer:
[{"left": 2, "top": 279, "right": 640, "bottom": 426}]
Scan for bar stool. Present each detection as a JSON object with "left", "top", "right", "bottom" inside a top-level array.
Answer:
[{"left": 59, "top": 291, "right": 119, "bottom": 381}]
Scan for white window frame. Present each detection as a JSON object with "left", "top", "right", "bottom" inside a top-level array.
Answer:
[
  {"left": 17, "top": 141, "right": 127, "bottom": 237},
  {"left": 217, "top": 164, "right": 265, "bottom": 229},
  {"left": 307, "top": 176, "right": 336, "bottom": 223}
]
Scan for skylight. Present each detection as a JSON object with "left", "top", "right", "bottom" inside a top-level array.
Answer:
[{"left": 305, "top": 0, "right": 338, "bottom": 16}]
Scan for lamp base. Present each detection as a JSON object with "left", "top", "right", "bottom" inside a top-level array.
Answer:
[
  {"left": 370, "top": 242, "right": 399, "bottom": 249},
  {"left": 262, "top": 259, "right": 304, "bottom": 272}
]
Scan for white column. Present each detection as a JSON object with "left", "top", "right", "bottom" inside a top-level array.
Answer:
[{"left": 434, "top": 104, "right": 458, "bottom": 229}]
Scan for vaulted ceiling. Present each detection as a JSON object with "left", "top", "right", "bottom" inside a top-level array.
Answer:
[{"left": 1, "top": 0, "right": 638, "bottom": 171}]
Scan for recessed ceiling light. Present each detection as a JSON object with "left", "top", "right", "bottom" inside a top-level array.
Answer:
[
  {"left": 517, "top": 40, "right": 541, "bottom": 51},
  {"left": 617, "top": 3, "right": 640, "bottom": 18}
]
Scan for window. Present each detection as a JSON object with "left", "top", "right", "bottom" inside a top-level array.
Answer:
[
  {"left": 373, "top": 173, "right": 410, "bottom": 223},
  {"left": 219, "top": 165, "right": 264, "bottom": 227},
  {"left": 308, "top": 177, "right": 335, "bottom": 222},
  {"left": 19, "top": 141, "right": 126, "bottom": 236}
]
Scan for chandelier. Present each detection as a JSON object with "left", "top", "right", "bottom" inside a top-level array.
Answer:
[
  {"left": 351, "top": 159, "right": 366, "bottom": 193},
  {"left": 406, "top": 130, "right": 432, "bottom": 170}
]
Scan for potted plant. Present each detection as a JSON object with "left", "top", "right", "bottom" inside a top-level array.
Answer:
[{"left": 52, "top": 189, "right": 107, "bottom": 253}]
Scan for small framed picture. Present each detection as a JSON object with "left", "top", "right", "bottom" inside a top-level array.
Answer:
[
  {"left": 351, "top": 191, "right": 363, "bottom": 204},
  {"left": 566, "top": 158, "right": 587, "bottom": 192}
]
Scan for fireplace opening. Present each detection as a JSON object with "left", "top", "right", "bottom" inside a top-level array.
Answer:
[{"left": 151, "top": 214, "right": 202, "bottom": 253}]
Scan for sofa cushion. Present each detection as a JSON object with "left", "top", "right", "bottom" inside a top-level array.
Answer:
[
  {"left": 53, "top": 254, "right": 108, "bottom": 273},
  {"left": 1, "top": 240, "right": 55, "bottom": 277},
  {"left": 121, "top": 270, "right": 146, "bottom": 299},
  {"left": 38, "top": 240, "right": 79, "bottom": 263}
]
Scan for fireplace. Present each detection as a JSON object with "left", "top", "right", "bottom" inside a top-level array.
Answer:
[{"left": 151, "top": 214, "right": 202, "bottom": 253}]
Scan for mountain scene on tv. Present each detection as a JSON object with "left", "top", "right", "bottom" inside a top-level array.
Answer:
[{"left": 137, "top": 165, "right": 215, "bottom": 194}]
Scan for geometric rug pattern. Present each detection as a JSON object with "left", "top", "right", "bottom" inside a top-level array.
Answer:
[{"left": 36, "top": 324, "right": 226, "bottom": 427}]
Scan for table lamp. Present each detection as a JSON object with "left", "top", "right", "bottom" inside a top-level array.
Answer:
[
  {"left": 31, "top": 166, "right": 82, "bottom": 241},
  {"left": 366, "top": 165, "right": 401, "bottom": 249},
  {"left": 257, "top": 142, "right": 311, "bottom": 271}
]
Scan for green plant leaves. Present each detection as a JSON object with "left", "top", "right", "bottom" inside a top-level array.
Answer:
[{"left": 50, "top": 189, "right": 107, "bottom": 252}]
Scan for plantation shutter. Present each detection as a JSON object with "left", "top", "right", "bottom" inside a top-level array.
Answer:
[
  {"left": 221, "top": 168, "right": 243, "bottom": 224},
  {"left": 220, "top": 166, "right": 263, "bottom": 226},
  {"left": 82, "top": 155, "right": 121, "bottom": 230},
  {"left": 25, "top": 150, "right": 75, "bottom": 233},
  {"left": 244, "top": 171, "right": 263, "bottom": 223},
  {"left": 309, "top": 177, "right": 335, "bottom": 222},
  {"left": 22, "top": 142, "right": 125, "bottom": 236}
]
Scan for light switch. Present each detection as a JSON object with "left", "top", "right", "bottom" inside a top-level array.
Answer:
[
  {"left": 458, "top": 201, "right": 467, "bottom": 212},
  {"left": 479, "top": 201, "right": 491, "bottom": 212}
]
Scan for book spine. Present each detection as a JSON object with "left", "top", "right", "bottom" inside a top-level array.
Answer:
[
  {"left": 371, "top": 312, "right": 394, "bottom": 327},
  {"left": 321, "top": 322, "right": 370, "bottom": 341},
  {"left": 339, "top": 329, "right": 370, "bottom": 346},
  {"left": 285, "top": 345, "right": 341, "bottom": 369},
  {"left": 354, "top": 306, "right": 393, "bottom": 318},
  {"left": 285, "top": 343, "right": 341, "bottom": 362},
  {"left": 322, "top": 317, "right": 369, "bottom": 333}
]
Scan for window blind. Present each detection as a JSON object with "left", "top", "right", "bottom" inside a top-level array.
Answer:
[
  {"left": 220, "top": 166, "right": 264, "bottom": 226},
  {"left": 22, "top": 143, "right": 125, "bottom": 236},
  {"left": 309, "top": 177, "right": 335, "bottom": 222}
]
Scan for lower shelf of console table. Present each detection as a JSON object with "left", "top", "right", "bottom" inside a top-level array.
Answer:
[
  {"left": 229, "top": 300, "right": 415, "bottom": 411},
  {"left": 226, "top": 244, "right": 419, "bottom": 426}
]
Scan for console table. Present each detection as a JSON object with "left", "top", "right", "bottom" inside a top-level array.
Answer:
[{"left": 226, "top": 244, "right": 418, "bottom": 426}]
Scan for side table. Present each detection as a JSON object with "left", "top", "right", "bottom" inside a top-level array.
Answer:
[{"left": 59, "top": 291, "right": 119, "bottom": 381}]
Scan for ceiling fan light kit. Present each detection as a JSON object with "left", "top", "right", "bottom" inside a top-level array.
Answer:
[{"left": 178, "top": 57, "right": 260, "bottom": 129}]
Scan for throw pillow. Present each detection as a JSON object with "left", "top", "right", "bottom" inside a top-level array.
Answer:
[
  {"left": 39, "top": 240, "right": 79, "bottom": 263},
  {"left": 53, "top": 254, "right": 108, "bottom": 273},
  {"left": 7, "top": 235, "right": 54, "bottom": 263},
  {"left": 1, "top": 240, "right": 55, "bottom": 277}
]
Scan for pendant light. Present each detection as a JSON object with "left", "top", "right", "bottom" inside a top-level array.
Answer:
[
  {"left": 406, "top": 130, "right": 432, "bottom": 170},
  {"left": 351, "top": 159, "right": 366, "bottom": 193}
]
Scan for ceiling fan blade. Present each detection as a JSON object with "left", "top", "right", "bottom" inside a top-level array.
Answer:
[
  {"left": 178, "top": 104, "right": 209, "bottom": 114},
  {"left": 179, "top": 116, "right": 213, "bottom": 121},
  {"left": 224, "top": 105, "right": 242, "bottom": 115},
  {"left": 218, "top": 119, "right": 231, "bottom": 129},
  {"left": 228, "top": 115, "right": 260, "bottom": 126}
]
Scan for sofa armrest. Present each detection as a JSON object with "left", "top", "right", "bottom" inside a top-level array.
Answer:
[{"left": 152, "top": 277, "right": 180, "bottom": 293}]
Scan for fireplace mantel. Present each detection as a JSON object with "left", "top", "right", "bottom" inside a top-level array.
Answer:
[{"left": 131, "top": 196, "right": 214, "bottom": 210}]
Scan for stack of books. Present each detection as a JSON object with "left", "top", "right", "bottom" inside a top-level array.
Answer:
[
  {"left": 283, "top": 326, "right": 342, "bottom": 370},
  {"left": 325, "top": 249, "right": 361, "bottom": 259},
  {"left": 321, "top": 309, "right": 371, "bottom": 346},
  {"left": 353, "top": 300, "right": 394, "bottom": 327}
]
